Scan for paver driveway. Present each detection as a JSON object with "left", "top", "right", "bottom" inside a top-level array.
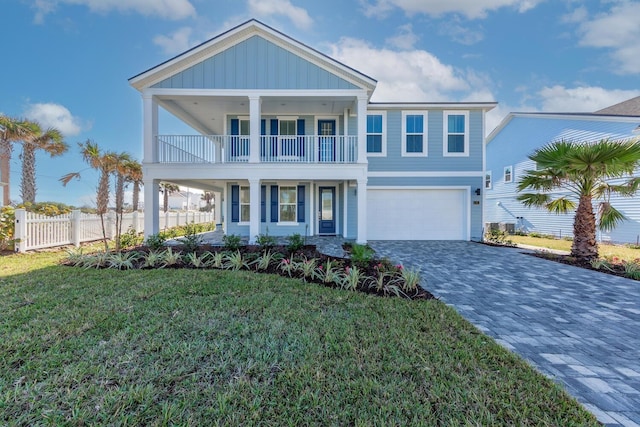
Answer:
[{"left": 369, "top": 241, "right": 640, "bottom": 427}]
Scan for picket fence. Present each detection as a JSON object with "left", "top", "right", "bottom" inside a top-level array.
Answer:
[{"left": 13, "top": 209, "right": 215, "bottom": 253}]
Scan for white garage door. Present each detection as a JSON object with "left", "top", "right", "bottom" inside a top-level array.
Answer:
[{"left": 367, "top": 188, "right": 467, "bottom": 240}]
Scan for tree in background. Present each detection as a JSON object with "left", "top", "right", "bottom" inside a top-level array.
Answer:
[
  {"left": 160, "top": 182, "right": 180, "bottom": 213},
  {"left": 0, "top": 116, "right": 35, "bottom": 205},
  {"left": 112, "top": 153, "right": 133, "bottom": 251},
  {"left": 517, "top": 139, "right": 640, "bottom": 260},
  {"left": 201, "top": 191, "right": 214, "bottom": 212},
  {"left": 125, "top": 160, "right": 143, "bottom": 211},
  {"left": 19, "top": 121, "right": 67, "bottom": 204}
]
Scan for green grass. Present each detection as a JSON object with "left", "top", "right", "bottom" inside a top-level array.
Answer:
[
  {"left": 0, "top": 251, "right": 598, "bottom": 425},
  {"left": 510, "top": 235, "right": 640, "bottom": 261}
]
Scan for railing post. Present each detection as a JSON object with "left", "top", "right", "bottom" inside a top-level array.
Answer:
[
  {"left": 14, "top": 209, "right": 27, "bottom": 253},
  {"left": 71, "top": 210, "right": 82, "bottom": 247}
]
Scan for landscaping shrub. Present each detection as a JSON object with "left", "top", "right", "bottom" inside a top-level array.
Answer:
[
  {"left": 0, "top": 206, "right": 15, "bottom": 251},
  {"left": 286, "top": 233, "right": 305, "bottom": 253},
  {"left": 223, "top": 234, "right": 242, "bottom": 251},
  {"left": 484, "top": 229, "right": 513, "bottom": 245}
]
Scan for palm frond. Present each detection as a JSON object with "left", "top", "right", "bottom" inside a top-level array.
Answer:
[
  {"left": 516, "top": 192, "right": 551, "bottom": 208},
  {"left": 59, "top": 172, "right": 81, "bottom": 186},
  {"left": 545, "top": 197, "right": 575, "bottom": 214},
  {"left": 598, "top": 202, "right": 626, "bottom": 232}
]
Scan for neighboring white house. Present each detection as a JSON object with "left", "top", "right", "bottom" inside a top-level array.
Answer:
[
  {"left": 129, "top": 19, "right": 496, "bottom": 243},
  {"left": 485, "top": 97, "right": 640, "bottom": 243}
]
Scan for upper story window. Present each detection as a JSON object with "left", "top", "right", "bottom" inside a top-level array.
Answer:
[
  {"left": 279, "top": 120, "right": 296, "bottom": 136},
  {"left": 504, "top": 166, "right": 513, "bottom": 183},
  {"left": 239, "top": 119, "right": 250, "bottom": 136},
  {"left": 443, "top": 111, "right": 469, "bottom": 156},
  {"left": 402, "top": 112, "right": 427, "bottom": 156},
  {"left": 279, "top": 186, "right": 297, "bottom": 222},
  {"left": 485, "top": 171, "right": 492, "bottom": 189},
  {"left": 366, "top": 113, "right": 386, "bottom": 156}
]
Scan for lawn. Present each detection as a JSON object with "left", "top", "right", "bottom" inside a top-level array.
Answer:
[
  {"left": 510, "top": 234, "right": 640, "bottom": 260},
  {"left": 0, "top": 250, "right": 598, "bottom": 425}
]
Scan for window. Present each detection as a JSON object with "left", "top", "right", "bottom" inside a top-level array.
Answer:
[
  {"left": 402, "top": 112, "right": 427, "bottom": 156},
  {"left": 504, "top": 166, "right": 513, "bottom": 183},
  {"left": 279, "top": 120, "right": 296, "bottom": 136},
  {"left": 443, "top": 111, "right": 469, "bottom": 156},
  {"left": 239, "top": 119, "right": 249, "bottom": 136},
  {"left": 240, "top": 186, "right": 250, "bottom": 222},
  {"left": 366, "top": 113, "right": 386, "bottom": 156},
  {"left": 485, "top": 171, "right": 492, "bottom": 189},
  {"left": 279, "top": 186, "right": 297, "bottom": 222}
]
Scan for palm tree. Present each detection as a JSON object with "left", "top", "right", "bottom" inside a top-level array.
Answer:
[
  {"left": 160, "top": 182, "right": 180, "bottom": 213},
  {"left": 61, "top": 140, "right": 116, "bottom": 251},
  {"left": 517, "top": 139, "right": 640, "bottom": 260},
  {"left": 201, "top": 191, "right": 214, "bottom": 212},
  {"left": 0, "top": 116, "right": 35, "bottom": 205},
  {"left": 111, "top": 152, "right": 133, "bottom": 250},
  {"left": 125, "top": 160, "right": 143, "bottom": 211},
  {"left": 20, "top": 121, "right": 67, "bottom": 204}
]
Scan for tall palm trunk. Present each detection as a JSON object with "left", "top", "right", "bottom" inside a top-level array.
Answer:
[
  {"left": 114, "top": 172, "right": 125, "bottom": 251},
  {"left": 97, "top": 170, "right": 110, "bottom": 251},
  {"left": 132, "top": 182, "right": 140, "bottom": 211},
  {"left": 20, "top": 144, "right": 37, "bottom": 204},
  {"left": 571, "top": 193, "right": 598, "bottom": 259},
  {"left": 0, "top": 140, "right": 12, "bottom": 205}
]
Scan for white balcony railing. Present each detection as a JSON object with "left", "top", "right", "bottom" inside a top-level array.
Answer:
[{"left": 156, "top": 135, "right": 358, "bottom": 164}]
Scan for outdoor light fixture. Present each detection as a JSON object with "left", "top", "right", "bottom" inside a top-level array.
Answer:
[{"left": 475, "top": 188, "right": 481, "bottom": 196}]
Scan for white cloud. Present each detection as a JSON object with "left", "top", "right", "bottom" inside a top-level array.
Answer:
[
  {"left": 328, "top": 37, "right": 496, "bottom": 102},
  {"left": 439, "top": 19, "right": 484, "bottom": 45},
  {"left": 24, "top": 103, "right": 85, "bottom": 136},
  {"left": 153, "top": 27, "right": 194, "bottom": 55},
  {"left": 32, "top": 0, "right": 196, "bottom": 23},
  {"left": 575, "top": 2, "right": 640, "bottom": 74},
  {"left": 385, "top": 24, "right": 418, "bottom": 50},
  {"left": 561, "top": 5, "right": 587, "bottom": 24},
  {"left": 537, "top": 85, "right": 640, "bottom": 112},
  {"left": 247, "top": 0, "right": 313, "bottom": 30},
  {"left": 361, "top": 0, "right": 545, "bottom": 19}
]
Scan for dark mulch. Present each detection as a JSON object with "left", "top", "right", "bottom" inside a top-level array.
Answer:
[{"left": 527, "top": 251, "right": 636, "bottom": 281}]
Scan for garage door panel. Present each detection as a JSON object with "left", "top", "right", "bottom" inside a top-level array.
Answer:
[{"left": 367, "top": 189, "right": 466, "bottom": 240}]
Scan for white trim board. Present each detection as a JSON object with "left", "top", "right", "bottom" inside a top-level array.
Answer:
[{"left": 367, "top": 171, "right": 483, "bottom": 177}]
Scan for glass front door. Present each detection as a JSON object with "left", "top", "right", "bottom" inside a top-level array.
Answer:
[{"left": 318, "top": 186, "right": 336, "bottom": 234}]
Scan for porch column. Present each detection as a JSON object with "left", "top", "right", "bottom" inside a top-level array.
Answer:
[
  {"left": 143, "top": 91, "right": 158, "bottom": 163},
  {"left": 143, "top": 178, "right": 160, "bottom": 240},
  {"left": 249, "top": 96, "right": 261, "bottom": 163},
  {"left": 356, "top": 94, "right": 368, "bottom": 164},
  {"left": 248, "top": 178, "right": 261, "bottom": 244},
  {"left": 356, "top": 178, "right": 367, "bottom": 244},
  {"left": 214, "top": 191, "right": 222, "bottom": 224}
]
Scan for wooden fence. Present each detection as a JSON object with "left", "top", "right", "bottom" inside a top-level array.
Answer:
[{"left": 13, "top": 209, "right": 215, "bottom": 253}]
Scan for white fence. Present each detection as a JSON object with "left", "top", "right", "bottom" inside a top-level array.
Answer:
[{"left": 13, "top": 209, "right": 215, "bottom": 253}]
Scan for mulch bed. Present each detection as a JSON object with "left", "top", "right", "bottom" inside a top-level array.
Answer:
[
  {"left": 527, "top": 250, "right": 635, "bottom": 280},
  {"left": 63, "top": 243, "right": 436, "bottom": 300}
]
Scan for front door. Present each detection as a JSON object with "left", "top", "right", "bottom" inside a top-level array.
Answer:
[
  {"left": 318, "top": 187, "right": 336, "bottom": 234},
  {"left": 318, "top": 120, "right": 336, "bottom": 162}
]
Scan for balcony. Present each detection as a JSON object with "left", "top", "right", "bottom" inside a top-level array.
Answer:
[{"left": 156, "top": 135, "right": 358, "bottom": 164}]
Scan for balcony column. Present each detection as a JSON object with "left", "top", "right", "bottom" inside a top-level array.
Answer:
[
  {"left": 143, "top": 178, "right": 160, "bottom": 240},
  {"left": 249, "top": 96, "right": 261, "bottom": 163},
  {"left": 248, "top": 178, "right": 261, "bottom": 244},
  {"left": 356, "top": 178, "right": 367, "bottom": 244},
  {"left": 143, "top": 91, "right": 158, "bottom": 163},
  {"left": 356, "top": 94, "right": 368, "bottom": 164}
]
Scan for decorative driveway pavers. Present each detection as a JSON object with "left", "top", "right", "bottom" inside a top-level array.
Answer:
[{"left": 369, "top": 241, "right": 640, "bottom": 427}]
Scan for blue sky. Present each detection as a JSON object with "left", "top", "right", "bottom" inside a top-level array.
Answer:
[{"left": 2, "top": 0, "right": 639, "bottom": 207}]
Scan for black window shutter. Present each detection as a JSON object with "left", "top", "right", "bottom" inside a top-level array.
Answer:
[
  {"left": 297, "top": 185, "right": 305, "bottom": 222},
  {"left": 270, "top": 119, "right": 278, "bottom": 157},
  {"left": 270, "top": 185, "right": 278, "bottom": 222},
  {"left": 231, "top": 185, "right": 239, "bottom": 223},
  {"left": 261, "top": 185, "right": 266, "bottom": 223},
  {"left": 230, "top": 119, "right": 239, "bottom": 157}
]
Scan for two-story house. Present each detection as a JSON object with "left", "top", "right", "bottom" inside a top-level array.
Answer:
[{"left": 129, "top": 19, "right": 496, "bottom": 243}]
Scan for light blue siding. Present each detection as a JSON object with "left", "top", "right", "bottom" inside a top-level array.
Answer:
[
  {"left": 485, "top": 115, "right": 640, "bottom": 243},
  {"left": 153, "top": 35, "right": 359, "bottom": 90},
  {"left": 364, "top": 110, "right": 484, "bottom": 172}
]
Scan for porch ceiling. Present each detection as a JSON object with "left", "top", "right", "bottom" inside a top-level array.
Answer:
[{"left": 157, "top": 95, "right": 356, "bottom": 135}]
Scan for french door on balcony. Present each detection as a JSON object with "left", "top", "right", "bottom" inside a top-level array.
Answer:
[{"left": 318, "top": 120, "right": 336, "bottom": 162}]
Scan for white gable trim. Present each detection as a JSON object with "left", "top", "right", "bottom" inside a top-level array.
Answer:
[{"left": 130, "top": 20, "right": 377, "bottom": 94}]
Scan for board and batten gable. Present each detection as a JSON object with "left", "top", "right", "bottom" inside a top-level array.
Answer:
[
  {"left": 485, "top": 113, "right": 640, "bottom": 243},
  {"left": 152, "top": 35, "right": 359, "bottom": 91}
]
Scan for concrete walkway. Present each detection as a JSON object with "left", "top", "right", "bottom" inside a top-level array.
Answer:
[{"left": 369, "top": 241, "right": 640, "bottom": 427}]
